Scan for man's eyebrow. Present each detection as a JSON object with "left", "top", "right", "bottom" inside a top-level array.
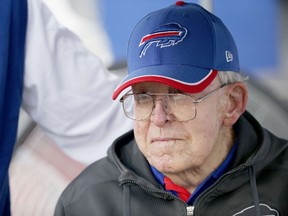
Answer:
[
  {"left": 132, "top": 89, "right": 151, "bottom": 94},
  {"left": 168, "top": 87, "right": 184, "bottom": 93}
]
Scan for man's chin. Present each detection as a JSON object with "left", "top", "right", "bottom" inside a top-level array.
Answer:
[{"left": 149, "top": 156, "right": 179, "bottom": 173}]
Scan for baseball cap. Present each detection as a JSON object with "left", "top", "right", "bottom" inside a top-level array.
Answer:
[{"left": 112, "top": 1, "right": 239, "bottom": 100}]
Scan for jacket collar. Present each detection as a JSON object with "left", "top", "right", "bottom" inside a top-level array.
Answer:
[{"left": 231, "top": 111, "right": 262, "bottom": 167}]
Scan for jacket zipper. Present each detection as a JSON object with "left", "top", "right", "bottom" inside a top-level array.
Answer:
[
  {"left": 186, "top": 206, "right": 194, "bottom": 215},
  {"left": 121, "top": 180, "right": 194, "bottom": 216}
]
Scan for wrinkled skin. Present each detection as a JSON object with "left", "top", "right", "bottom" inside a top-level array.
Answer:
[{"left": 133, "top": 78, "right": 247, "bottom": 192}]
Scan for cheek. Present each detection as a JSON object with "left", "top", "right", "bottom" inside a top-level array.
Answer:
[
  {"left": 197, "top": 99, "right": 224, "bottom": 132},
  {"left": 187, "top": 122, "right": 215, "bottom": 150},
  {"left": 134, "top": 122, "right": 149, "bottom": 151},
  {"left": 189, "top": 107, "right": 223, "bottom": 148}
]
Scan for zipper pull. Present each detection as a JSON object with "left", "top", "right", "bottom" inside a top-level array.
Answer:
[{"left": 186, "top": 206, "right": 194, "bottom": 215}]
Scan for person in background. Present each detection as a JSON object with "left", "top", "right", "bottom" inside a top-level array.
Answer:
[{"left": 54, "top": 2, "right": 288, "bottom": 215}]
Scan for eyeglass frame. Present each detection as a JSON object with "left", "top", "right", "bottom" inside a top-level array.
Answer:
[{"left": 120, "top": 83, "right": 228, "bottom": 121}]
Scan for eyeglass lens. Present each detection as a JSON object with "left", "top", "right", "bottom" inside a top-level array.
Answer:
[{"left": 122, "top": 94, "right": 197, "bottom": 121}]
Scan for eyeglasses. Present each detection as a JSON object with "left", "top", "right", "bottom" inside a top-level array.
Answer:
[{"left": 120, "top": 83, "right": 228, "bottom": 121}]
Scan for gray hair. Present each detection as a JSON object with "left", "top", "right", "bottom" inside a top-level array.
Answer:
[{"left": 217, "top": 71, "right": 249, "bottom": 84}]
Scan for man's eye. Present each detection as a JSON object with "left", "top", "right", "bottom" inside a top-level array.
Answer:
[{"left": 135, "top": 94, "right": 151, "bottom": 103}]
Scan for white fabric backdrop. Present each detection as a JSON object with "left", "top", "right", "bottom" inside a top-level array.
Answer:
[{"left": 22, "top": 0, "right": 133, "bottom": 164}]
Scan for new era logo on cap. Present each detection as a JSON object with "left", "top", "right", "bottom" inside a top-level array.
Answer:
[
  {"left": 139, "top": 23, "right": 187, "bottom": 57},
  {"left": 225, "top": 50, "right": 233, "bottom": 62}
]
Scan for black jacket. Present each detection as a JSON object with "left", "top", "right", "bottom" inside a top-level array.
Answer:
[{"left": 54, "top": 112, "right": 288, "bottom": 216}]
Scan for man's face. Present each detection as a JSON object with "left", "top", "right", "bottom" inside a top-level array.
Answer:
[{"left": 133, "top": 79, "right": 231, "bottom": 175}]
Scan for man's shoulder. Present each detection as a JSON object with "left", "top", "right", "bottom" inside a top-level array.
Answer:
[
  {"left": 81, "top": 157, "right": 120, "bottom": 182},
  {"left": 60, "top": 156, "right": 120, "bottom": 203}
]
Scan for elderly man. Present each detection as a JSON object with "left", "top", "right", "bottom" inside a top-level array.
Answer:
[{"left": 55, "top": 2, "right": 288, "bottom": 215}]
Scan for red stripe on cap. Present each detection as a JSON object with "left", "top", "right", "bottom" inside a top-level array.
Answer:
[
  {"left": 140, "top": 31, "right": 181, "bottom": 45},
  {"left": 112, "top": 70, "right": 218, "bottom": 100}
]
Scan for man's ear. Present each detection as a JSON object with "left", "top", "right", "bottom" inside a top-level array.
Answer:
[{"left": 223, "top": 82, "right": 248, "bottom": 126}]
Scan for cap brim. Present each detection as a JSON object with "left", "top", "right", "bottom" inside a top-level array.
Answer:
[{"left": 112, "top": 65, "right": 217, "bottom": 100}]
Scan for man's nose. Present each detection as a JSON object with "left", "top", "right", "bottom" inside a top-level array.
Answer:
[{"left": 150, "top": 99, "right": 173, "bottom": 127}]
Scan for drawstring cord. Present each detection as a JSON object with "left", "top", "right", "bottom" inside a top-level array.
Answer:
[
  {"left": 249, "top": 166, "right": 261, "bottom": 216},
  {"left": 123, "top": 185, "right": 131, "bottom": 216}
]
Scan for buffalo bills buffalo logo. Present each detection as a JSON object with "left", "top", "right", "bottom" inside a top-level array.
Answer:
[
  {"left": 232, "top": 203, "right": 279, "bottom": 216},
  {"left": 139, "top": 23, "right": 187, "bottom": 57}
]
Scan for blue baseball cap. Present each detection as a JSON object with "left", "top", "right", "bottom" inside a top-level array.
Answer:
[{"left": 112, "top": 1, "right": 239, "bottom": 100}]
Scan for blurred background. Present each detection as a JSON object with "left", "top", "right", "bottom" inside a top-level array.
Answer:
[{"left": 10, "top": 0, "right": 288, "bottom": 215}]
